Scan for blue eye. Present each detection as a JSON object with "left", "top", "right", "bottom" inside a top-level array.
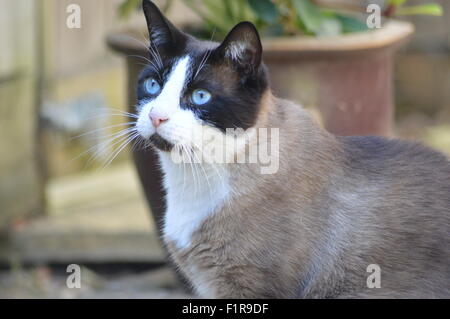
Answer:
[
  {"left": 191, "top": 89, "right": 211, "bottom": 105},
  {"left": 144, "top": 77, "right": 161, "bottom": 95}
]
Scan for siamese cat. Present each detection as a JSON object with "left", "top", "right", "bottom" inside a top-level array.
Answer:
[{"left": 135, "top": 0, "right": 449, "bottom": 298}]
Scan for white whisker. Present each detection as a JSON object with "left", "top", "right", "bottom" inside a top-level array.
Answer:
[
  {"left": 70, "top": 122, "right": 137, "bottom": 140},
  {"left": 101, "top": 132, "right": 140, "bottom": 169}
]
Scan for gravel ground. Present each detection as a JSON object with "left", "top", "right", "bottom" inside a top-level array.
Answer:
[{"left": 0, "top": 266, "right": 194, "bottom": 299}]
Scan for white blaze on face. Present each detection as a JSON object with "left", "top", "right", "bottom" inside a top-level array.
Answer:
[
  {"left": 135, "top": 54, "right": 249, "bottom": 161},
  {"left": 136, "top": 53, "right": 264, "bottom": 251},
  {"left": 136, "top": 55, "right": 200, "bottom": 145},
  {"left": 135, "top": 55, "right": 231, "bottom": 250}
]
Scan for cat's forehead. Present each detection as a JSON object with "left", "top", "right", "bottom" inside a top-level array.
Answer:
[
  {"left": 142, "top": 37, "right": 233, "bottom": 83},
  {"left": 170, "top": 38, "right": 220, "bottom": 68},
  {"left": 186, "top": 38, "right": 218, "bottom": 54}
]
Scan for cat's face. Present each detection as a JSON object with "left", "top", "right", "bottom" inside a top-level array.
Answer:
[{"left": 135, "top": 0, "right": 268, "bottom": 155}]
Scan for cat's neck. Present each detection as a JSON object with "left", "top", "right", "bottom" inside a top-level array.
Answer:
[
  {"left": 158, "top": 151, "right": 230, "bottom": 249},
  {"left": 228, "top": 92, "right": 343, "bottom": 198}
]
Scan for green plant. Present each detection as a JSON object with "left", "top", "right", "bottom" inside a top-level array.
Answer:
[
  {"left": 119, "top": 0, "right": 443, "bottom": 38},
  {"left": 384, "top": 0, "right": 443, "bottom": 17},
  {"left": 118, "top": 0, "right": 173, "bottom": 18},
  {"left": 177, "top": 0, "right": 371, "bottom": 37}
]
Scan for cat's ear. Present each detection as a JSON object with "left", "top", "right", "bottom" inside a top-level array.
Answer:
[
  {"left": 216, "top": 22, "right": 263, "bottom": 72},
  {"left": 142, "top": 0, "right": 185, "bottom": 49}
]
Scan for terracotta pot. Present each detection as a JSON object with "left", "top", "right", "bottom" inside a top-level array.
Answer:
[
  {"left": 106, "top": 20, "right": 413, "bottom": 272},
  {"left": 262, "top": 20, "right": 413, "bottom": 136}
]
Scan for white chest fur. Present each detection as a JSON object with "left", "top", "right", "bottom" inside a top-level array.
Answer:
[{"left": 158, "top": 153, "right": 230, "bottom": 250}]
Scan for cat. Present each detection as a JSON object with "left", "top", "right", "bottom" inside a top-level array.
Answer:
[{"left": 134, "top": 0, "right": 450, "bottom": 298}]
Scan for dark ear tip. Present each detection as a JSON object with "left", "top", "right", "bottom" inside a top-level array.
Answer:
[
  {"left": 233, "top": 21, "right": 259, "bottom": 33},
  {"left": 142, "top": 0, "right": 165, "bottom": 25},
  {"left": 142, "top": 0, "right": 157, "bottom": 12},
  {"left": 229, "top": 21, "right": 262, "bottom": 45}
]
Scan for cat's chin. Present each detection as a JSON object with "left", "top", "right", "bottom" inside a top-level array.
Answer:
[{"left": 149, "top": 133, "right": 174, "bottom": 152}]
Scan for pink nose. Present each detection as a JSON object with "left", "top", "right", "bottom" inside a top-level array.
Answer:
[{"left": 149, "top": 114, "right": 169, "bottom": 128}]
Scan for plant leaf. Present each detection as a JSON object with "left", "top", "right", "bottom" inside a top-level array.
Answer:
[
  {"left": 118, "top": 0, "right": 141, "bottom": 19},
  {"left": 261, "top": 23, "right": 284, "bottom": 37},
  {"left": 336, "top": 14, "right": 368, "bottom": 33},
  {"left": 291, "top": 0, "right": 323, "bottom": 34},
  {"left": 247, "top": 0, "right": 279, "bottom": 23},
  {"left": 387, "top": 0, "right": 407, "bottom": 6},
  {"left": 183, "top": 0, "right": 230, "bottom": 37},
  {"left": 316, "top": 17, "right": 342, "bottom": 37},
  {"left": 223, "top": 0, "right": 235, "bottom": 21},
  {"left": 396, "top": 4, "right": 443, "bottom": 16}
]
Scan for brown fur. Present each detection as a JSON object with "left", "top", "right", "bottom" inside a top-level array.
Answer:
[{"left": 165, "top": 93, "right": 450, "bottom": 298}]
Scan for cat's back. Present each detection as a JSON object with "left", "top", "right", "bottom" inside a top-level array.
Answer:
[
  {"left": 337, "top": 135, "right": 450, "bottom": 231},
  {"left": 339, "top": 135, "right": 450, "bottom": 199},
  {"left": 329, "top": 135, "right": 450, "bottom": 297}
]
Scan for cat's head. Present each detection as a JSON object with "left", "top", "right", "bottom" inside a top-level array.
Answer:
[{"left": 136, "top": 0, "right": 269, "bottom": 155}]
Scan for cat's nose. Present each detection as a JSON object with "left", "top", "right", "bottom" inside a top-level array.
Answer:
[{"left": 149, "top": 113, "right": 169, "bottom": 128}]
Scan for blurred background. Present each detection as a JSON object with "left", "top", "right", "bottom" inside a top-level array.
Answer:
[{"left": 0, "top": 0, "right": 449, "bottom": 298}]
